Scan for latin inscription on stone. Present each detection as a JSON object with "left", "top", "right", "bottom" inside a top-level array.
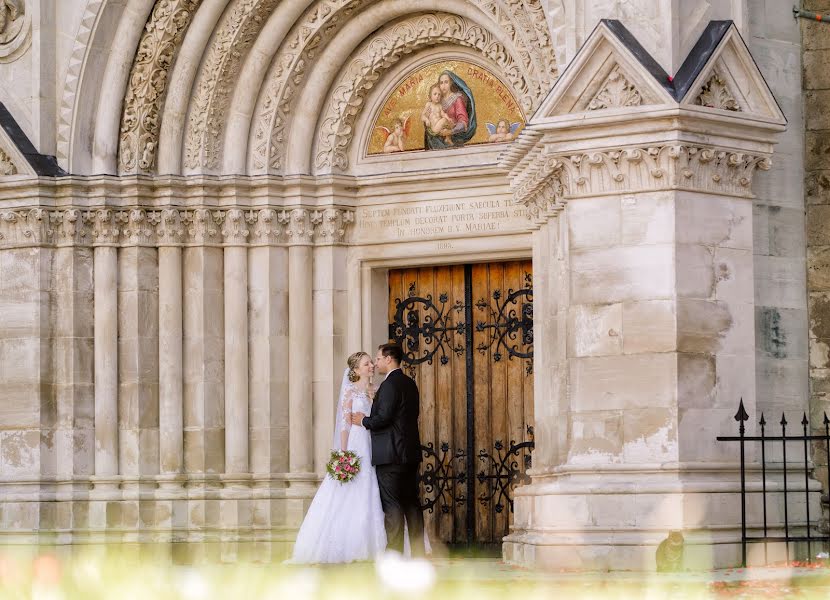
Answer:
[{"left": 354, "top": 197, "right": 527, "bottom": 242}]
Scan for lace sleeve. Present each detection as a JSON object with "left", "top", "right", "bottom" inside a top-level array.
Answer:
[{"left": 339, "top": 385, "right": 355, "bottom": 451}]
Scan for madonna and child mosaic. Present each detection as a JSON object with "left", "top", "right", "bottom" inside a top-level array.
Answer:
[{"left": 368, "top": 60, "right": 525, "bottom": 155}]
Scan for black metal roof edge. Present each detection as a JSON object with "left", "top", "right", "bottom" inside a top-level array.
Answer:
[
  {"left": 600, "top": 19, "right": 674, "bottom": 97},
  {"left": 672, "top": 21, "right": 733, "bottom": 101},
  {"left": 0, "top": 100, "right": 67, "bottom": 177}
]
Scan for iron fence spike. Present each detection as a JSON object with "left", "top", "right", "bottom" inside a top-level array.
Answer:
[
  {"left": 780, "top": 413, "right": 788, "bottom": 426},
  {"left": 734, "top": 398, "right": 749, "bottom": 422},
  {"left": 802, "top": 412, "right": 810, "bottom": 427}
]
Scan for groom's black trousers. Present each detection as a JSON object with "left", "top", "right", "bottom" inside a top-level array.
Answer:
[{"left": 375, "top": 463, "right": 425, "bottom": 556}]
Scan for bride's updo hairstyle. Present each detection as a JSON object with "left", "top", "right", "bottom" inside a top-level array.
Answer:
[{"left": 347, "top": 352, "right": 369, "bottom": 383}]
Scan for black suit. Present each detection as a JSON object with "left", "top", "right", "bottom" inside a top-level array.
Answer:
[{"left": 362, "top": 368, "right": 424, "bottom": 555}]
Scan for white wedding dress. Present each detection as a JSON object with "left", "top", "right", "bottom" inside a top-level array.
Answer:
[{"left": 289, "top": 380, "right": 387, "bottom": 563}]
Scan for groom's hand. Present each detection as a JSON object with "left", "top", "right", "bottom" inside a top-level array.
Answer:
[{"left": 350, "top": 412, "right": 366, "bottom": 426}]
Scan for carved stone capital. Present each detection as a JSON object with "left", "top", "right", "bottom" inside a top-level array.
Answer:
[
  {"left": 282, "top": 209, "right": 314, "bottom": 245},
  {"left": 312, "top": 208, "right": 355, "bottom": 244},
  {"left": 0, "top": 209, "right": 51, "bottom": 245},
  {"left": 120, "top": 209, "right": 157, "bottom": 245},
  {"left": 156, "top": 209, "right": 185, "bottom": 245},
  {"left": 250, "top": 208, "right": 283, "bottom": 245},
  {"left": 89, "top": 209, "right": 120, "bottom": 245},
  {"left": 511, "top": 144, "right": 772, "bottom": 214},
  {"left": 184, "top": 209, "right": 224, "bottom": 245},
  {"left": 50, "top": 209, "right": 89, "bottom": 246},
  {"left": 221, "top": 208, "right": 250, "bottom": 245}
]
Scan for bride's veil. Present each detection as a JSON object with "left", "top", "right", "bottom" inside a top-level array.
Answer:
[{"left": 331, "top": 367, "right": 352, "bottom": 451}]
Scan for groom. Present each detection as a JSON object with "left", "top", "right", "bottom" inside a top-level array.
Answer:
[{"left": 351, "top": 343, "right": 425, "bottom": 556}]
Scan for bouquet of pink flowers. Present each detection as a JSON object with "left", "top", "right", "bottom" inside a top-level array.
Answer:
[{"left": 326, "top": 450, "right": 361, "bottom": 483}]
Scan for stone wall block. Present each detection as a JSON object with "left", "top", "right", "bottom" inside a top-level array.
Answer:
[
  {"left": 570, "top": 245, "right": 674, "bottom": 305},
  {"left": 0, "top": 430, "right": 41, "bottom": 477},
  {"left": 676, "top": 298, "right": 733, "bottom": 354},
  {"left": 567, "top": 303, "right": 622, "bottom": 357},
  {"left": 569, "top": 353, "right": 678, "bottom": 412},
  {"left": 677, "top": 353, "right": 717, "bottom": 409},
  {"left": 806, "top": 171, "right": 830, "bottom": 205},
  {"left": 567, "top": 196, "right": 620, "bottom": 249},
  {"left": 757, "top": 256, "right": 808, "bottom": 309},
  {"left": 676, "top": 195, "right": 753, "bottom": 250},
  {"left": 803, "top": 50, "right": 830, "bottom": 88},
  {"left": 621, "top": 300, "right": 676, "bottom": 354},
  {"left": 620, "top": 192, "right": 674, "bottom": 246},
  {"left": 621, "top": 407, "right": 677, "bottom": 463}
]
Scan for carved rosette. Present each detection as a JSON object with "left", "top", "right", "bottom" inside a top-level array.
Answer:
[
  {"left": 587, "top": 65, "right": 641, "bottom": 111},
  {"left": 509, "top": 144, "right": 773, "bottom": 215},
  {"left": 118, "top": 0, "right": 202, "bottom": 175}
]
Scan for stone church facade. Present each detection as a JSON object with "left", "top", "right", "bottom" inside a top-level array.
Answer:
[{"left": 0, "top": 0, "right": 823, "bottom": 570}]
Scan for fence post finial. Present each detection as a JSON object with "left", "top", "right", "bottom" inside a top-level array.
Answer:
[{"left": 734, "top": 398, "right": 749, "bottom": 423}]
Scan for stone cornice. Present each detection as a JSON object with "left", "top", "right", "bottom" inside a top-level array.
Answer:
[{"left": 0, "top": 206, "right": 355, "bottom": 249}]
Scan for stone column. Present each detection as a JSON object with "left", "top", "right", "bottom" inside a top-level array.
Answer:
[
  {"left": 311, "top": 209, "right": 353, "bottom": 473},
  {"left": 157, "top": 210, "right": 184, "bottom": 478},
  {"left": 92, "top": 210, "right": 120, "bottom": 478},
  {"left": 503, "top": 77, "right": 794, "bottom": 569},
  {"left": 248, "top": 210, "right": 290, "bottom": 536},
  {"left": 183, "top": 209, "right": 225, "bottom": 476},
  {"left": 286, "top": 209, "right": 314, "bottom": 474},
  {"left": 222, "top": 209, "right": 250, "bottom": 475}
]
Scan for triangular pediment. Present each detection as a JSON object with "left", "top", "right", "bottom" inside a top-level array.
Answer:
[
  {"left": 0, "top": 101, "right": 66, "bottom": 177},
  {"left": 534, "top": 22, "right": 674, "bottom": 119},
  {"left": 679, "top": 26, "right": 785, "bottom": 123},
  {"left": 531, "top": 20, "right": 785, "bottom": 126}
]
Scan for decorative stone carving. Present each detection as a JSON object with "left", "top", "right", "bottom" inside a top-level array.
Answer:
[
  {"left": 0, "top": 147, "right": 18, "bottom": 175},
  {"left": 156, "top": 208, "right": 185, "bottom": 245},
  {"left": 509, "top": 144, "right": 772, "bottom": 210},
  {"left": 57, "top": 0, "right": 105, "bottom": 165},
  {"left": 185, "top": 208, "right": 224, "bottom": 245},
  {"left": 221, "top": 208, "right": 251, "bottom": 245},
  {"left": 0, "top": 205, "right": 356, "bottom": 248},
  {"left": 694, "top": 71, "right": 741, "bottom": 112},
  {"left": 0, "top": 209, "right": 50, "bottom": 245},
  {"left": 314, "top": 13, "right": 535, "bottom": 172},
  {"left": 250, "top": 208, "right": 283, "bottom": 245},
  {"left": 50, "top": 209, "right": 89, "bottom": 246},
  {"left": 282, "top": 209, "right": 314, "bottom": 245},
  {"left": 312, "top": 208, "right": 354, "bottom": 243},
  {"left": 253, "top": 0, "right": 558, "bottom": 172},
  {"left": 121, "top": 209, "right": 158, "bottom": 245},
  {"left": 118, "top": 0, "right": 202, "bottom": 174},
  {"left": 89, "top": 209, "right": 120, "bottom": 245},
  {"left": 252, "top": 0, "right": 371, "bottom": 172},
  {"left": 0, "top": 0, "right": 31, "bottom": 62},
  {"left": 587, "top": 65, "right": 642, "bottom": 110},
  {"left": 184, "top": 0, "right": 280, "bottom": 171}
]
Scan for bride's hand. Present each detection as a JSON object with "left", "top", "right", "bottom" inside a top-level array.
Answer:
[{"left": 350, "top": 411, "right": 366, "bottom": 426}]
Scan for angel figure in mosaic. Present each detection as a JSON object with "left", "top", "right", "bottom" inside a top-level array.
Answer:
[
  {"left": 486, "top": 119, "right": 522, "bottom": 143},
  {"left": 376, "top": 110, "right": 413, "bottom": 153}
]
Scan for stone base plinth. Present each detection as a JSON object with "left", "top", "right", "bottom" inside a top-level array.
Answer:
[{"left": 505, "top": 466, "right": 823, "bottom": 571}]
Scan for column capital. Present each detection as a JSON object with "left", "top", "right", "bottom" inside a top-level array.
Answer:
[
  {"left": 282, "top": 208, "right": 314, "bottom": 246},
  {"left": 221, "top": 208, "right": 251, "bottom": 246},
  {"left": 0, "top": 208, "right": 52, "bottom": 246},
  {"left": 89, "top": 209, "right": 120, "bottom": 246}
]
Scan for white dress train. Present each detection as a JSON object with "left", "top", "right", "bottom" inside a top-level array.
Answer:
[{"left": 289, "top": 383, "right": 387, "bottom": 563}]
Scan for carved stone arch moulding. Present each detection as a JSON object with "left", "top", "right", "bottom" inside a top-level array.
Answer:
[
  {"left": 249, "top": 0, "right": 558, "bottom": 174},
  {"left": 314, "top": 13, "right": 537, "bottom": 173},
  {"left": 118, "top": 0, "right": 202, "bottom": 175},
  {"left": 182, "top": 0, "right": 281, "bottom": 173}
]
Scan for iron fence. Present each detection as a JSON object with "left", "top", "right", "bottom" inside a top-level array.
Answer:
[{"left": 717, "top": 399, "right": 830, "bottom": 567}]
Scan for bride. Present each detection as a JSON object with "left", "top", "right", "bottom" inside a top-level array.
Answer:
[{"left": 289, "top": 351, "right": 387, "bottom": 563}]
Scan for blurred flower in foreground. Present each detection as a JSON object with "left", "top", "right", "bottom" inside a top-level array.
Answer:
[
  {"left": 0, "top": 553, "right": 22, "bottom": 585},
  {"left": 375, "top": 551, "right": 436, "bottom": 593}
]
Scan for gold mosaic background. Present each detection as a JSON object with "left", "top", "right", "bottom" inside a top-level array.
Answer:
[{"left": 368, "top": 60, "right": 525, "bottom": 155}]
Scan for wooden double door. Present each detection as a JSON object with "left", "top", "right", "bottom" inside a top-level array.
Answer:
[{"left": 387, "top": 261, "right": 534, "bottom": 546}]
